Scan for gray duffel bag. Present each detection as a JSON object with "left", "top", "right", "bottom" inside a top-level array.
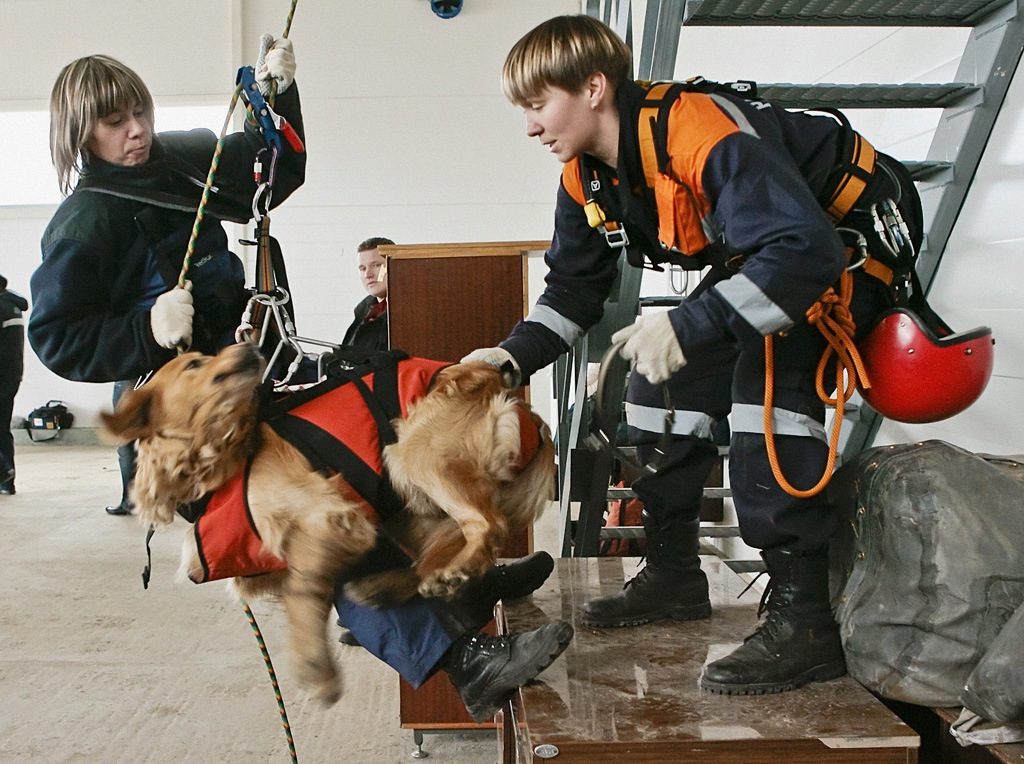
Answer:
[{"left": 829, "top": 440, "right": 1024, "bottom": 743}]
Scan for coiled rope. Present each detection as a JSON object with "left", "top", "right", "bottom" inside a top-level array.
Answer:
[{"left": 763, "top": 270, "right": 871, "bottom": 498}]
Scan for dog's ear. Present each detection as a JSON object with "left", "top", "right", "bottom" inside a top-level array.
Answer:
[
  {"left": 101, "top": 387, "right": 158, "bottom": 443},
  {"left": 444, "top": 362, "right": 505, "bottom": 397}
]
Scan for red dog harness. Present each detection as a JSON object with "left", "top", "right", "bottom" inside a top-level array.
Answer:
[{"left": 188, "top": 353, "right": 541, "bottom": 583}]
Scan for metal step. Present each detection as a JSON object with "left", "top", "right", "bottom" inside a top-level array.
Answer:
[
  {"left": 616, "top": 445, "right": 730, "bottom": 459},
  {"left": 759, "top": 82, "right": 978, "bottom": 109},
  {"left": 682, "top": 0, "right": 1011, "bottom": 27},
  {"left": 607, "top": 486, "right": 731, "bottom": 500},
  {"left": 903, "top": 160, "right": 954, "bottom": 182},
  {"left": 725, "top": 559, "right": 767, "bottom": 575},
  {"left": 600, "top": 524, "right": 741, "bottom": 539}
]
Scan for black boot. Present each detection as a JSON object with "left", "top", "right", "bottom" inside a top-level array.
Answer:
[
  {"left": 445, "top": 619, "right": 574, "bottom": 722},
  {"left": 454, "top": 551, "right": 555, "bottom": 626},
  {"left": 700, "top": 547, "right": 845, "bottom": 695},
  {"left": 582, "top": 511, "right": 710, "bottom": 628}
]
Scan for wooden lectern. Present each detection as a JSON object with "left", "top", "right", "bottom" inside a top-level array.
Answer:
[{"left": 378, "top": 240, "right": 549, "bottom": 738}]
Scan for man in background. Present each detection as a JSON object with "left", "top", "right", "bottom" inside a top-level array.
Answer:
[{"left": 342, "top": 237, "right": 392, "bottom": 351}]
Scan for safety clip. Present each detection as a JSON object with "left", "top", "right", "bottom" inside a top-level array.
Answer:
[
  {"left": 837, "top": 227, "right": 869, "bottom": 271},
  {"left": 870, "top": 199, "right": 915, "bottom": 262}
]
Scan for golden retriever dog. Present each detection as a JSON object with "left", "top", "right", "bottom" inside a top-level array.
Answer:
[{"left": 102, "top": 343, "right": 554, "bottom": 704}]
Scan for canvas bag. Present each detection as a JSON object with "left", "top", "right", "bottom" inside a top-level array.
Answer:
[{"left": 828, "top": 440, "right": 1024, "bottom": 741}]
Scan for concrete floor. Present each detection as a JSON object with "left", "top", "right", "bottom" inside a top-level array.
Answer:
[{"left": 0, "top": 442, "right": 561, "bottom": 764}]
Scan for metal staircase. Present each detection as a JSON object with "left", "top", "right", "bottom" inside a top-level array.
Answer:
[{"left": 558, "top": 0, "right": 1024, "bottom": 562}]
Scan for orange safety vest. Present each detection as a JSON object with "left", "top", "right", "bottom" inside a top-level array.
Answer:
[{"left": 564, "top": 79, "right": 879, "bottom": 267}]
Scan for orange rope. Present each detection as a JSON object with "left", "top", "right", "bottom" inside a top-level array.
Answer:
[{"left": 763, "top": 270, "right": 872, "bottom": 498}]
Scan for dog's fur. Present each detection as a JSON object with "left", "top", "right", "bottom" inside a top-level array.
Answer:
[{"left": 102, "top": 343, "right": 554, "bottom": 704}]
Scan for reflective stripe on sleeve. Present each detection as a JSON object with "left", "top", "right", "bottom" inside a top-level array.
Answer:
[
  {"left": 2, "top": 317, "right": 25, "bottom": 329},
  {"left": 714, "top": 274, "right": 793, "bottom": 335},
  {"left": 710, "top": 94, "right": 759, "bottom": 138},
  {"left": 626, "top": 402, "right": 715, "bottom": 439},
  {"left": 731, "top": 403, "right": 826, "bottom": 442},
  {"left": 524, "top": 304, "right": 583, "bottom": 347}
]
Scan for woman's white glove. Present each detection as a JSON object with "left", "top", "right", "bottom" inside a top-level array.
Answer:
[
  {"left": 461, "top": 346, "right": 522, "bottom": 388},
  {"left": 257, "top": 37, "right": 296, "bottom": 95},
  {"left": 151, "top": 282, "right": 194, "bottom": 349},
  {"left": 612, "top": 311, "right": 686, "bottom": 384}
]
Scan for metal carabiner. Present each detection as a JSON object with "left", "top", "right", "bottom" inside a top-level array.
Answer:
[
  {"left": 836, "top": 227, "right": 869, "bottom": 271},
  {"left": 252, "top": 182, "right": 273, "bottom": 222}
]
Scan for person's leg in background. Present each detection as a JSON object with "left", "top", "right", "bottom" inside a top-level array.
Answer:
[
  {"left": 106, "top": 380, "right": 136, "bottom": 515},
  {"left": 335, "top": 533, "right": 572, "bottom": 722},
  {"left": 701, "top": 271, "right": 890, "bottom": 695},
  {"left": 0, "top": 322, "right": 22, "bottom": 495},
  {"left": 582, "top": 342, "right": 735, "bottom": 628}
]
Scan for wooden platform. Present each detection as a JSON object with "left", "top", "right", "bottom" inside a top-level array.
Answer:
[{"left": 497, "top": 557, "right": 920, "bottom": 764}]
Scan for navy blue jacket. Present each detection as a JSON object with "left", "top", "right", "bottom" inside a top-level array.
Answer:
[
  {"left": 29, "top": 86, "right": 306, "bottom": 383},
  {"left": 502, "top": 79, "right": 852, "bottom": 379}
]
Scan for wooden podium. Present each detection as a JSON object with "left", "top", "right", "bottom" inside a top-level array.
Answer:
[{"left": 380, "top": 240, "right": 549, "bottom": 738}]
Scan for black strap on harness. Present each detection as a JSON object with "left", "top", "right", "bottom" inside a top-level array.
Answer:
[{"left": 262, "top": 350, "right": 413, "bottom": 521}]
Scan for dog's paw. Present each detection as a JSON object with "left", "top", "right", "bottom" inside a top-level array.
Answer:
[
  {"left": 418, "top": 568, "right": 472, "bottom": 600},
  {"left": 344, "top": 570, "right": 420, "bottom": 608},
  {"left": 296, "top": 657, "right": 341, "bottom": 706}
]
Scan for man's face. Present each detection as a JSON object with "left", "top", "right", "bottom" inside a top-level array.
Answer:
[
  {"left": 358, "top": 248, "right": 387, "bottom": 299},
  {"left": 521, "top": 85, "right": 600, "bottom": 163},
  {"left": 87, "top": 101, "right": 153, "bottom": 166}
]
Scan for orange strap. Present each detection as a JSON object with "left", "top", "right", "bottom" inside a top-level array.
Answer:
[
  {"left": 763, "top": 270, "right": 872, "bottom": 498},
  {"left": 636, "top": 82, "right": 676, "bottom": 189},
  {"left": 824, "top": 133, "right": 877, "bottom": 222}
]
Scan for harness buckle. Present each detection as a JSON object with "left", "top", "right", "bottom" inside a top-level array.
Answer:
[{"left": 601, "top": 224, "right": 630, "bottom": 249}]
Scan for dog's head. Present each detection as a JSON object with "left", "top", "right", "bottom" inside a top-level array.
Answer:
[{"left": 101, "top": 343, "right": 265, "bottom": 526}]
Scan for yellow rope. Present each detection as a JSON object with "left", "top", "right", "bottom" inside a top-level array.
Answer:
[
  {"left": 168, "top": 2, "right": 304, "bottom": 761},
  {"left": 177, "top": 86, "right": 241, "bottom": 290},
  {"left": 177, "top": 0, "right": 299, "bottom": 289}
]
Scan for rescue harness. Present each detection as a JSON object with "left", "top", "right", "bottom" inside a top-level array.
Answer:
[
  {"left": 183, "top": 351, "right": 542, "bottom": 583},
  {"left": 583, "top": 78, "right": 923, "bottom": 498}
]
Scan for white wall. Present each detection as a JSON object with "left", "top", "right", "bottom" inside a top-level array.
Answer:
[
  {"left": 2, "top": 0, "right": 576, "bottom": 427},
  {"left": 5, "top": 2, "right": 1024, "bottom": 459},
  {"left": 873, "top": 45, "right": 1024, "bottom": 455}
]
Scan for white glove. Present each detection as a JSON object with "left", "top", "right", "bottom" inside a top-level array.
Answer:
[
  {"left": 151, "top": 282, "right": 194, "bottom": 349},
  {"left": 612, "top": 311, "right": 686, "bottom": 384},
  {"left": 461, "top": 346, "right": 522, "bottom": 388},
  {"left": 256, "top": 36, "right": 296, "bottom": 95}
]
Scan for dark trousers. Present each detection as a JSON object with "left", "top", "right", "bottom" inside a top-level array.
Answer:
[
  {"left": 112, "top": 381, "right": 136, "bottom": 507},
  {"left": 0, "top": 325, "right": 24, "bottom": 481},
  {"left": 626, "top": 269, "right": 891, "bottom": 551}
]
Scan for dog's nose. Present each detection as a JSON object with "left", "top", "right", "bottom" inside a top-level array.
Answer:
[{"left": 231, "top": 342, "right": 265, "bottom": 373}]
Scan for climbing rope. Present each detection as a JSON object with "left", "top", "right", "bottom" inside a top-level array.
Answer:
[
  {"left": 243, "top": 601, "right": 298, "bottom": 764},
  {"left": 763, "top": 269, "right": 872, "bottom": 498},
  {"left": 159, "top": 2, "right": 304, "bottom": 761},
  {"left": 176, "top": 0, "right": 298, "bottom": 289}
]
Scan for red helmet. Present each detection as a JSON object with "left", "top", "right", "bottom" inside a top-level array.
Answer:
[{"left": 857, "top": 308, "right": 994, "bottom": 424}]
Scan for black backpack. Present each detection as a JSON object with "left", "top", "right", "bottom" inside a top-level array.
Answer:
[{"left": 24, "top": 400, "right": 74, "bottom": 442}]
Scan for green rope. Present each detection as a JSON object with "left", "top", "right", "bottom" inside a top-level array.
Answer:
[
  {"left": 177, "top": 0, "right": 299, "bottom": 288},
  {"left": 243, "top": 601, "right": 299, "bottom": 764},
  {"left": 177, "top": 85, "right": 241, "bottom": 289}
]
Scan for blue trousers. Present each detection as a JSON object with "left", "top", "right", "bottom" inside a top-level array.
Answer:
[{"left": 333, "top": 534, "right": 465, "bottom": 688}]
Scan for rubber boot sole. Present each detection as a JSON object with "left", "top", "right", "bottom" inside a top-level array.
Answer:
[
  {"left": 581, "top": 599, "right": 712, "bottom": 628},
  {"left": 463, "top": 620, "right": 574, "bottom": 723},
  {"left": 700, "top": 658, "right": 846, "bottom": 696}
]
